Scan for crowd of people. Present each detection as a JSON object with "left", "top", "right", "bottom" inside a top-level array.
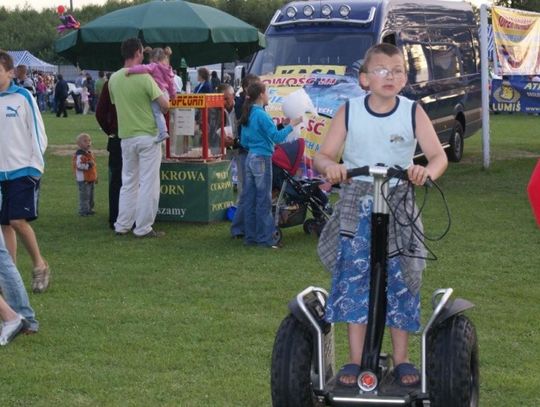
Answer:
[
  {"left": 11, "top": 66, "right": 104, "bottom": 117},
  {"left": 1, "top": 40, "right": 448, "bottom": 394}
]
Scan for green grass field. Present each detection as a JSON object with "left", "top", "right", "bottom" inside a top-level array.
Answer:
[{"left": 0, "top": 112, "right": 539, "bottom": 406}]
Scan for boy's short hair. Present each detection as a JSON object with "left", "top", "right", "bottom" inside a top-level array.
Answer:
[
  {"left": 361, "top": 43, "right": 405, "bottom": 73},
  {"left": 76, "top": 133, "right": 91, "bottom": 145},
  {"left": 0, "top": 50, "right": 14, "bottom": 72},
  {"left": 121, "top": 38, "right": 143, "bottom": 61}
]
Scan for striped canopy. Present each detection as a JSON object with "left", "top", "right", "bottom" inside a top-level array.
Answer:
[{"left": 7, "top": 50, "right": 58, "bottom": 73}]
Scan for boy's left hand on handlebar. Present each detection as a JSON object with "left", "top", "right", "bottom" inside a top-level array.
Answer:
[{"left": 407, "top": 165, "right": 430, "bottom": 186}]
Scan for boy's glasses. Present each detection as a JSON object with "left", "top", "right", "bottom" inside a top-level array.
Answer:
[{"left": 369, "top": 68, "right": 406, "bottom": 78}]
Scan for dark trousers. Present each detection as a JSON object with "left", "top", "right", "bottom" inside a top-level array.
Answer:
[
  {"left": 73, "top": 93, "right": 82, "bottom": 114},
  {"left": 77, "top": 181, "right": 95, "bottom": 215},
  {"left": 107, "top": 137, "right": 122, "bottom": 229},
  {"left": 55, "top": 97, "right": 67, "bottom": 117}
]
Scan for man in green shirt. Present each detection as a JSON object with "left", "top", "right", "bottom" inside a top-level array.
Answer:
[{"left": 109, "top": 38, "right": 169, "bottom": 238}]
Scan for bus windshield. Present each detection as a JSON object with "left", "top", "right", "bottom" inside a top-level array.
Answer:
[{"left": 249, "top": 32, "right": 374, "bottom": 77}]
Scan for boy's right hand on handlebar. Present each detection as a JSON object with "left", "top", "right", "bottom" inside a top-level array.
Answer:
[{"left": 324, "top": 163, "right": 348, "bottom": 184}]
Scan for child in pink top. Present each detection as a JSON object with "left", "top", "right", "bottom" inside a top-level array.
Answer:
[
  {"left": 81, "top": 85, "right": 90, "bottom": 115},
  {"left": 127, "top": 46, "right": 176, "bottom": 143}
]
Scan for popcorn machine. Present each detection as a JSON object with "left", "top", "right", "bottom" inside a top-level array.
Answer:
[
  {"left": 165, "top": 93, "right": 226, "bottom": 160},
  {"left": 158, "top": 93, "right": 234, "bottom": 223}
]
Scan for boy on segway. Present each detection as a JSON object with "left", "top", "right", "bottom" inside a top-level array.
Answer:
[{"left": 314, "top": 43, "right": 448, "bottom": 389}]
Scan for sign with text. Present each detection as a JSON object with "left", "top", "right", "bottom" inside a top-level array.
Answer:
[
  {"left": 157, "top": 161, "right": 234, "bottom": 222},
  {"left": 492, "top": 6, "right": 540, "bottom": 75},
  {"left": 172, "top": 108, "right": 195, "bottom": 136},
  {"left": 490, "top": 77, "right": 540, "bottom": 113},
  {"left": 275, "top": 65, "right": 346, "bottom": 75},
  {"left": 170, "top": 93, "right": 224, "bottom": 109},
  {"left": 261, "top": 72, "right": 365, "bottom": 177}
]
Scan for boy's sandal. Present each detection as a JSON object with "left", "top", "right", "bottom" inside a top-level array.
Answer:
[
  {"left": 393, "top": 363, "right": 420, "bottom": 387},
  {"left": 336, "top": 363, "right": 361, "bottom": 387}
]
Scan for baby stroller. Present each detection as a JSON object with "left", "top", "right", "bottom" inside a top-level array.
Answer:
[{"left": 272, "top": 138, "right": 332, "bottom": 244}]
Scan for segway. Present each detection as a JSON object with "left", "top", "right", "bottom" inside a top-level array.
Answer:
[{"left": 270, "top": 165, "right": 479, "bottom": 407}]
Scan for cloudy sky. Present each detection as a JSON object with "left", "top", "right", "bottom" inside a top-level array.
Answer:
[{"left": 0, "top": 0, "right": 493, "bottom": 12}]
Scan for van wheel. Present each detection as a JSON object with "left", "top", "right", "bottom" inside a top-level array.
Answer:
[
  {"left": 447, "top": 121, "right": 464, "bottom": 162},
  {"left": 271, "top": 314, "right": 320, "bottom": 407},
  {"left": 427, "top": 314, "right": 479, "bottom": 407}
]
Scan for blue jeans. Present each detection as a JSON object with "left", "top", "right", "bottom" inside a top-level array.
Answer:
[
  {"left": 230, "top": 150, "right": 247, "bottom": 237},
  {"left": 37, "top": 93, "right": 47, "bottom": 112},
  {"left": 244, "top": 153, "right": 274, "bottom": 246},
  {"left": 78, "top": 181, "right": 95, "bottom": 215},
  {"left": 0, "top": 222, "right": 38, "bottom": 331}
]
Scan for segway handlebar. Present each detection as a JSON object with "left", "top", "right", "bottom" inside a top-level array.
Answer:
[{"left": 346, "top": 165, "right": 433, "bottom": 187}]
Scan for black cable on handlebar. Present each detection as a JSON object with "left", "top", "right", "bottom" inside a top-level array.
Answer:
[{"left": 381, "top": 168, "right": 452, "bottom": 262}]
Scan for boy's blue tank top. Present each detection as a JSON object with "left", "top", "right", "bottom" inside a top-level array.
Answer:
[{"left": 343, "top": 95, "right": 417, "bottom": 181}]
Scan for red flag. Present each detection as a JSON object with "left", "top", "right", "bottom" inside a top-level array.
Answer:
[{"left": 527, "top": 159, "right": 540, "bottom": 227}]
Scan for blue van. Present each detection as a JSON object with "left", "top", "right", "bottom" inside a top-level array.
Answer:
[{"left": 248, "top": 0, "right": 482, "bottom": 162}]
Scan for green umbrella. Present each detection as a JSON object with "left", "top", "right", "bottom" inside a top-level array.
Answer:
[{"left": 54, "top": 0, "right": 265, "bottom": 70}]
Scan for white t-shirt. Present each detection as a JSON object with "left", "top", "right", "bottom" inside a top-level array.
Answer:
[{"left": 174, "top": 75, "right": 183, "bottom": 93}]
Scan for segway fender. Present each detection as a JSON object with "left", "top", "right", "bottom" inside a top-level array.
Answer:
[
  {"left": 433, "top": 297, "right": 475, "bottom": 327},
  {"left": 287, "top": 294, "right": 331, "bottom": 335}
]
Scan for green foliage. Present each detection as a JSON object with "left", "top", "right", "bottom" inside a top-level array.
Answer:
[
  {"left": 0, "top": 0, "right": 284, "bottom": 66},
  {"left": 215, "top": 0, "right": 290, "bottom": 30},
  {"left": 494, "top": 0, "right": 540, "bottom": 11}
]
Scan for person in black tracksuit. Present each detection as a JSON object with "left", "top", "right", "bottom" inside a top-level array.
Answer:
[{"left": 54, "top": 74, "right": 69, "bottom": 118}]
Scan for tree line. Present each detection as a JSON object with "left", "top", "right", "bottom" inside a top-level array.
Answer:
[
  {"left": 0, "top": 0, "right": 538, "bottom": 66},
  {"left": 0, "top": 0, "right": 289, "bottom": 65}
]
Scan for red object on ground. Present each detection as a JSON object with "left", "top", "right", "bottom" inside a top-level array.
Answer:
[{"left": 527, "top": 159, "right": 540, "bottom": 227}]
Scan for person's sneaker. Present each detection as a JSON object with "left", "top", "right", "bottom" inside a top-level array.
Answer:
[
  {"left": 115, "top": 230, "right": 129, "bottom": 236},
  {"left": 154, "top": 132, "right": 170, "bottom": 144},
  {"left": 21, "top": 327, "right": 38, "bottom": 335},
  {"left": 32, "top": 261, "right": 50, "bottom": 293},
  {"left": 0, "top": 314, "right": 26, "bottom": 346},
  {"left": 135, "top": 229, "right": 165, "bottom": 238}
]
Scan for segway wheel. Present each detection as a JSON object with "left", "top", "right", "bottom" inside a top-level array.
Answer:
[
  {"left": 427, "top": 314, "right": 479, "bottom": 407},
  {"left": 271, "top": 314, "right": 319, "bottom": 407}
]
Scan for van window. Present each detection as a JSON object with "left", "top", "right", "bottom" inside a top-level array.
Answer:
[
  {"left": 250, "top": 33, "right": 373, "bottom": 77},
  {"left": 472, "top": 33, "right": 481, "bottom": 73},
  {"left": 400, "top": 30, "right": 431, "bottom": 84},
  {"left": 453, "top": 29, "right": 477, "bottom": 75},
  {"left": 431, "top": 43, "right": 460, "bottom": 79}
]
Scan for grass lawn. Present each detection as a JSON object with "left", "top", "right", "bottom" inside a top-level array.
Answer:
[{"left": 0, "top": 112, "right": 539, "bottom": 406}]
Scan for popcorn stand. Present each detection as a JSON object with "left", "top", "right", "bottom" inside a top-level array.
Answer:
[{"left": 157, "top": 94, "right": 234, "bottom": 222}]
